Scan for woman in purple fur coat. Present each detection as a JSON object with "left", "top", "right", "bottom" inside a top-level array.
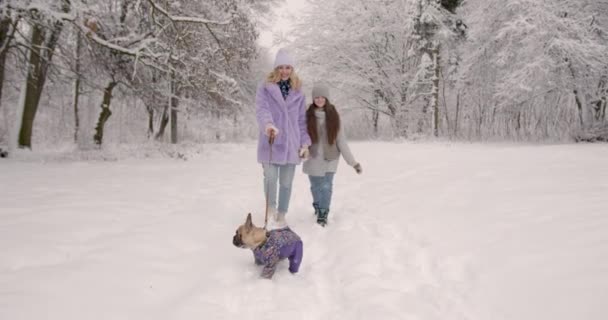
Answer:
[{"left": 256, "top": 49, "right": 311, "bottom": 227}]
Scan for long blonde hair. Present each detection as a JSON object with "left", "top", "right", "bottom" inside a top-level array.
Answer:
[{"left": 266, "top": 68, "right": 302, "bottom": 90}]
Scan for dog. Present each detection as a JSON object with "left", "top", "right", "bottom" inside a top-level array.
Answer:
[{"left": 232, "top": 213, "right": 303, "bottom": 279}]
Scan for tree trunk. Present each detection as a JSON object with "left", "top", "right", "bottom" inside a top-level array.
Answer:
[
  {"left": 155, "top": 104, "right": 169, "bottom": 140},
  {"left": 454, "top": 92, "right": 460, "bottom": 136},
  {"left": 593, "top": 77, "right": 607, "bottom": 122},
  {"left": 18, "top": 24, "right": 45, "bottom": 149},
  {"left": 432, "top": 45, "right": 440, "bottom": 137},
  {"left": 372, "top": 89, "right": 380, "bottom": 136},
  {"left": 600, "top": 98, "right": 607, "bottom": 122},
  {"left": 18, "top": 1, "right": 70, "bottom": 149},
  {"left": 146, "top": 105, "right": 154, "bottom": 138},
  {"left": 393, "top": 107, "right": 409, "bottom": 138},
  {"left": 440, "top": 66, "right": 451, "bottom": 137},
  {"left": 93, "top": 81, "right": 117, "bottom": 146},
  {"left": 170, "top": 102, "right": 178, "bottom": 143},
  {"left": 516, "top": 111, "right": 522, "bottom": 139},
  {"left": 372, "top": 109, "right": 379, "bottom": 136},
  {"left": 73, "top": 30, "right": 82, "bottom": 143},
  {"left": 573, "top": 89, "right": 584, "bottom": 128},
  {"left": 476, "top": 94, "right": 484, "bottom": 138},
  {"left": 0, "top": 16, "right": 13, "bottom": 112},
  {"left": 568, "top": 61, "right": 585, "bottom": 128},
  {"left": 0, "top": 15, "right": 11, "bottom": 51},
  {"left": 170, "top": 73, "right": 178, "bottom": 144},
  {"left": 419, "top": 96, "right": 429, "bottom": 134}
]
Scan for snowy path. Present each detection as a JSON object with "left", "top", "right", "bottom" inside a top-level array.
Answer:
[{"left": 1, "top": 142, "right": 607, "bottom": 320}]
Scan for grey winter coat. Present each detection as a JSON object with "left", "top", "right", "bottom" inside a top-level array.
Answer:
[{"left": 303, "top": 110, "right": 357, "bottom": 177}]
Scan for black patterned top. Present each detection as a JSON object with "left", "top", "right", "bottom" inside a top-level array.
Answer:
[{"left": 278, "top": 79, "right": 291, "bottom": 100}]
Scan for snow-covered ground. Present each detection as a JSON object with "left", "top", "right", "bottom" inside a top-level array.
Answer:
[{"left": 1, "top": 142, "right": 607, "bottom": 320}]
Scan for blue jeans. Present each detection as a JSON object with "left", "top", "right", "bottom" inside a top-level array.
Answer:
[
  {"left": 308, "top": 172, "right": 335, "bottom": 210},
  {"left": 263, "top": 164, "right": 296, "bottom": 214}
]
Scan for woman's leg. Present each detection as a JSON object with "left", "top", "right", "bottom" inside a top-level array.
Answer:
[
  {"left": 262, "top": 164, "right": 279, "bottom": 210},
  {"left": 277, "top": 164, "right": 296, "bottom": 214}
]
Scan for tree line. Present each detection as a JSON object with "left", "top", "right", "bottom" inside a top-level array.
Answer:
[
  {"left": 0, "top": 0, "right": 274, "bottom": 150},
  {"left": 293, "top": 0, "right": 607, "bottom": 141}
]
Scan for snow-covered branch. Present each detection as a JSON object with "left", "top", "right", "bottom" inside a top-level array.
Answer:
[{"left": 145, "top": 0, "right": 231, "bottom": 25}]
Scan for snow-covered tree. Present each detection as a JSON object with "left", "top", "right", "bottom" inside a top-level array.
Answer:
[
  {"left": 294, "top": 0, "right": 606, "bottom": 141},
  {"left": 457, "top": 0, "right": 608, "bottom": 140},
  {"left": 1, "top": 0, "right": 276, "bottom": 148},
  {"left": 293, "top": 0, "right": 463, "bottom": 138},
  {"left": 4, "top": 0, "right": 71, "bottom": 149}
]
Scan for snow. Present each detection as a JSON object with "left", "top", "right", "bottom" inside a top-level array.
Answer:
[{"left": 1, "top": 142, "right": 608, "bottom": 320}]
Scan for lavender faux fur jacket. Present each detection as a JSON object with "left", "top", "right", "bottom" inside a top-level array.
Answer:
[{"left": 256, "top": 82, "right": 311, "bottom": 165}]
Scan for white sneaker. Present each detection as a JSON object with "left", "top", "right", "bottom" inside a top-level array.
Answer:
[
  {"left": 275, "top": 212, "right": 288, "bottom": 228},
  {"left": 265, "top": 208, "right": 284, "bottom": 230},
  {"left": 267, "top": 207, "right": 277, "bottom": 221}
]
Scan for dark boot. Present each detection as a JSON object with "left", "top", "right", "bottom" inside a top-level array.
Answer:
[
  {"left": 313, "top": 202, "right": 320, "bottom": 216},
  {"left": 317, "top": 208, "right": 329, "bottom": 227}
]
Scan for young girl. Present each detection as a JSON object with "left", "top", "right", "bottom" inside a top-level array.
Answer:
[
  {"left": 256, "top": 49, "right": 311, "bottom": 228},
  {"left": 303, "top": 84, "right": 362, "bottom": 226}
]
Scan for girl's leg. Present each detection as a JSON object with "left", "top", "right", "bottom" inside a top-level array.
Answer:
[
  {"left": 318, "top": 172, "right": 335, "bottom": 210},
  {"left": 308, "top": 175, "right": 324, "bottom": 215},
  {"left": 262, "top": 164, "right": 279, "bottom": 210},
  {"left": 277, "top": 164, "right": 296, "bottom": 214},
  {"left": 317, "top": 172, "right": 335, "bottom": 226},
  {"left": 325, "top": 172, "right": 335, "bottom": 209}
]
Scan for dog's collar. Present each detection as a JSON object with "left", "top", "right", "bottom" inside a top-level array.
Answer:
[{"left": 255, "top": 231, "right": 270, "bottom": 249}]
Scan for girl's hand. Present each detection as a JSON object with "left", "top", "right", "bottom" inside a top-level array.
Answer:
[
  {"left": 354, "top": 163, "right": 362, "bottom": 174},
  {"left": 299, "top": 146, "right": 309, "bottom": 159}
]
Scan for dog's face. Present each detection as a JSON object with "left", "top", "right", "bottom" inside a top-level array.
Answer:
[{"left": 232, "top": 213, "right": 265, "bottom": 249}]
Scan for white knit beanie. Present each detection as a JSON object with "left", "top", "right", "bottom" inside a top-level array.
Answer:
[
  {"left": 312, "top": 83, "right": 330, "bottom": 100},
  {"left": 273, "top": 48, "right": 295, "bottom": 68}
]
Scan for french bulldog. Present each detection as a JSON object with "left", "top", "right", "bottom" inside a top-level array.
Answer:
[{"left": 232, "top": 213, "right": 303, "bottom": 279}]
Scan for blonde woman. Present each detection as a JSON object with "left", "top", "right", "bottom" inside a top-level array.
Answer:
[{"left": 256, "top": 49, "right": 311, "bottom": 227}]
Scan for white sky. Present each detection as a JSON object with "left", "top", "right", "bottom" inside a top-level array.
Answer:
[{"left": 258, "top": 0, "right": 310, "bottom": 50}]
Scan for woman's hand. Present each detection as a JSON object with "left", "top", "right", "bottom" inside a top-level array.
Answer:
[{"left": 265, "top": 124, "right": 279, "bottom": 137}]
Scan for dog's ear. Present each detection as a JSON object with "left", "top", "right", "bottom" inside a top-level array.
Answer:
[{"left": 245, "top": 213, "right": 253, "bottom": 229}]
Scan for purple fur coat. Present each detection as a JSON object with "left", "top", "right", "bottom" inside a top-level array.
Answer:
[{"left": 256, "top": 82, "right": 311, "bottom": 165}]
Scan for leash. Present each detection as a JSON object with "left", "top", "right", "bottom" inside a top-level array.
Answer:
[{"left": 263, "top": 132, "right": 275, "bottom": 230}]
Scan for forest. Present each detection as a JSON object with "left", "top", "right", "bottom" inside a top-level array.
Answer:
[{"left": 1, "top": 0, "right": 606, "bottom": 152}]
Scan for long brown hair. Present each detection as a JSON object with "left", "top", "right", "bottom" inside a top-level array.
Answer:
[{"left": 306, "top": 99, "right": 340, "bottom": 145}]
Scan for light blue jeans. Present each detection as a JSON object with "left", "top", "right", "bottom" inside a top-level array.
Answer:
[
  {"left": 308, "top": 172, "right": 335, "bottom": 210},
  {"left": 263, "top": 163, "right": 296, "bottom": 214}
]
